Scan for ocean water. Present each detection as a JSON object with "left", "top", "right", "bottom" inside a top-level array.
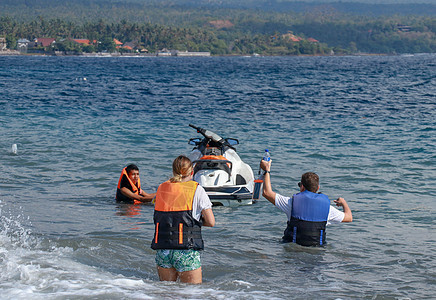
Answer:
[{"left": 0, "top": 54, "right": 435, "bottom": 299}]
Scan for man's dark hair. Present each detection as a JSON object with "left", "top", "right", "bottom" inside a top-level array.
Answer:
[
  {"left": 301, "top": 172, "right": 319, "bottom": 193},
  {"left": 126, "top": 164, "right": 139, "bottom": 174}
]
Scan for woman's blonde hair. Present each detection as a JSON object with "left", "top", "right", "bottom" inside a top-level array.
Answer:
[{"left": 170, "top": 155, "right": 193, "bottom": 183}]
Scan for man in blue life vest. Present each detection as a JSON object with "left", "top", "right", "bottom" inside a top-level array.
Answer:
[{"left": 260, "top": 160, "right": 352, "bottom": 247}]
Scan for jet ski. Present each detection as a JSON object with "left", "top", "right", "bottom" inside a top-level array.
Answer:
[{"left": 187, "top": 124, "right": 255, "bottom": 206}]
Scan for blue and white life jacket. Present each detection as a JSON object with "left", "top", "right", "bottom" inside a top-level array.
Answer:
[{"left": 283, "top": 190, "right": 330, "bottom": 247}]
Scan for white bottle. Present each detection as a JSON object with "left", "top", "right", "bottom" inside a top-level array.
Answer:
[
  {"left": 257, "top": 149, "right": 271, "bottom": 178},
  {"left": 262, "top": 149, "right": 271, "bottom": 162},
  {"left": 11, "top": 144, "right": 17, "bottom": 155}
]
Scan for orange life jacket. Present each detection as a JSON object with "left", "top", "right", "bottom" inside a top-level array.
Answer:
[
  {"left": 116, "top": 167, "right": 142, "bottom": 204},
  {"left": 151, "top": 180, "right": 204, "bottom": 250}
]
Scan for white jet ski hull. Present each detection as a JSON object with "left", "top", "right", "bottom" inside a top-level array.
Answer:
[{"left": 187, "top": 124, "right": 255, "bottom": 206}]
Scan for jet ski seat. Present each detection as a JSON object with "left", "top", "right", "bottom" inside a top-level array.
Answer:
[
  {"left": 193, "top": 155, "right": 232, "bottom": 179},
  {"left": 204, "top": 146, "right": 222, "bottom": 156}
]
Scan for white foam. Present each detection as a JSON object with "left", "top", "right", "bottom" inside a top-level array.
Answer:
[
  {"left": 0, "top": 234, "right": 156, "bottom": 299},
  {"left": 0, "top": 203, "right": 273, "bottom": 300},
  {"left": 232, "top": 280, "right": 254, "bottom": 287},
  {"left": 0, "top": 209, "right": 181, "bottom": 299}
]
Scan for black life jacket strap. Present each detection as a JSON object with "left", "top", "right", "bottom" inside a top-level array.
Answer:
[{"left": 156, "top": 226, "right": 202, "bottom": 239}]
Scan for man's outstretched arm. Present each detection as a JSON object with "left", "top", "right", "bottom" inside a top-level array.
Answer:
[
  {"left": 260, "top": 160, "right": 276, "bottom": 205},
  {"left": 334, "top": 197, "right": 353, "bottom": 222}
]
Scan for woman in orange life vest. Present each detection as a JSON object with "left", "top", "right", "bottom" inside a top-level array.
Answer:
[
  {"left": 151, "top": 155, "right": 215, "bottom": 284},
  {"left": 116, "top": 164, "right": 156, "bottom": 204}
]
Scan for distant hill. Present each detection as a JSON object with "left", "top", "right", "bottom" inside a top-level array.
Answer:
[
  {"left": 1, "top": 0, "right": 435, "bottom": 55},
  {"left": 0, "top": 0, "right": 435, "bottom": 25},
  {"left": 174, "top": 0, "right": 436, "bottom": 16}
]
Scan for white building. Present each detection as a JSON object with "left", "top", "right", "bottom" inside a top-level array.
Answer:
[
  {"left": 0, "top": 38, "right": 6, "bottom": 51},
  {"left": 17, "top": 39, "right": 30, "bottom": 52},
  {"left": 174, "top": 51, "right": 211, "bottom": 57}
]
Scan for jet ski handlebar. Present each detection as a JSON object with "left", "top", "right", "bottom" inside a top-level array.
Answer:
[{"left": 189, "top": 124, "right": 224, "bottom": 144}]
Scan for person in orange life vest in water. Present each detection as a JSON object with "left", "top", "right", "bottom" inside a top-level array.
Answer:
[
  {"left": 151, "top": 155, "right": 215, "bottom": 284},
  {"left": 260, "top": 159, "right": 352, "bottom": 247},
  {"left": 116, "top": 164, "right": 156, "bottom": 204}
]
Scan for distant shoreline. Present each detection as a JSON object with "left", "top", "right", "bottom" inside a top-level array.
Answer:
[{"left": 1, "top": 50, "right": 433, "bottom": 58}]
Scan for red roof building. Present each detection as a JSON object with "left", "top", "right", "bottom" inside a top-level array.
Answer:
[
  {"left": 35, "top": 38, "right": 56, "bottom": 47},
  {"left": 307, "top": 38, "right": 319, "bottom": 43},
  {"left": 73, "top": 39, "right": 91, "bottom": 45},
  {"left": 282, "top": 33, "right": 303, "bottom": 42}
]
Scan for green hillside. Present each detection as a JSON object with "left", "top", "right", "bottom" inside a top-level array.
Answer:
[{"left": 1, "top": 0, "right": 435, "bottom": 55}]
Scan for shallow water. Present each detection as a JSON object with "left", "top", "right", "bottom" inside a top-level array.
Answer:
[{"left": 0, "top": 54, "right": 435, "bottom": 299}]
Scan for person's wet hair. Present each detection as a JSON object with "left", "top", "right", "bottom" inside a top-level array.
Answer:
[
  {"left": 126, "top": 164, "right": 139, "bottom": 174},
  {"left": 300, "top": 172, "right": 319, "bottom": 192}
]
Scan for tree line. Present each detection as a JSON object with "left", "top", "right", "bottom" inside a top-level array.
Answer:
[
  {"left": 0, "top": 0, "right": 435, "bottom": 55},
  {"left": 0, "top": 17, "right": 333, "bottom": 55}
]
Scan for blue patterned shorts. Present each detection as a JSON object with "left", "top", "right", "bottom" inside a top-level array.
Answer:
[{"left": 155, "top": 249, "right": 201, "bottom": 272}]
